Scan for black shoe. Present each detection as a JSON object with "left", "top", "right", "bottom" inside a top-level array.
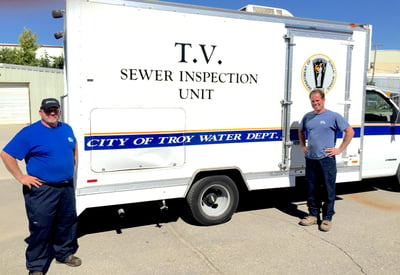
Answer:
[{"left": 56, "top": 255, "right": 82, "bottom": 267}]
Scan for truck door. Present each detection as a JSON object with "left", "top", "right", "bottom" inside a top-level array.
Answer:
[
  {"left": 362, "top": 88, "right": 400, "bottom": 179},
  {"left": 282, "top": 26, "right": 363, "bottom": 182}
]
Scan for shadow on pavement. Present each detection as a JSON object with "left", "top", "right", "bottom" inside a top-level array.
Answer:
[
  {"left": 77, "top": 200, "right": 184, "bottom": 238},
  {"left": 77, "top": 176, "right": 399, "bottom": 238}
]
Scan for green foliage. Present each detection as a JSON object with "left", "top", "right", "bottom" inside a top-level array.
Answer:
[
  {"left": 0, "top": 28, "right": 64, "bottom": 69},
  {"left": 18, "top": 28, "right": 39, "bottom": 66},
  {"left": 37, "top": 52, "right": 51, "bottom": 67},
  {"left": 0, "top": 47, "right": 19, "bottom": 64},
  {"left": 51, "top": 55, "right": 64, "bottom": 69},
  {"left": 37, "top": 53, "right": 64, "bottom": 69}
]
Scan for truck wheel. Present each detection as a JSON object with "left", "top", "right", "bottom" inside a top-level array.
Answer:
[{"left": 186, "top": 175, "right": 239, "bottom": 226}]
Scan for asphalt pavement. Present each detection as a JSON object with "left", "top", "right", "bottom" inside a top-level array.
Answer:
[{"left": 1, "top": 124, "right": 400, "bottom": 274}]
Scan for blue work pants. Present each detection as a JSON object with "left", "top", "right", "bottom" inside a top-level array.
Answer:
[
  {"left": 23, "top": 180, "right": 78, "bottom": 273},
  {"left": 305, "top": 157, "right": 337, "bottom": 221}
]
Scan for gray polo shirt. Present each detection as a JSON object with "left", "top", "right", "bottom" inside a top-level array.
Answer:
[{"left": 300, "top": 109, "right": 350, "bottom": 159}]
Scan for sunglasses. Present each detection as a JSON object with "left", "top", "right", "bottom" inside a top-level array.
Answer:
[{"left": 43, "top": 108, "right": 60, "bottom": 115}]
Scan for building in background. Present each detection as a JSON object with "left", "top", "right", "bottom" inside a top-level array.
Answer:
[
  {"left": 0, "top": 44, "right": 64, "bottom": 125},
  {"left": 368, "top": 50, "right": 400, "bottom": 105},
  {"left": 369, "top": 50, "right": 400, "bottom": 74},
  {"left": 0, "top": 63, "right": 63, "bottom": 125}
]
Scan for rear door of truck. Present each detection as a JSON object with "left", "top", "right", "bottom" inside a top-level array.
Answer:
[{"left": 283, "top": 25, "right": 365, "bottom": 182}]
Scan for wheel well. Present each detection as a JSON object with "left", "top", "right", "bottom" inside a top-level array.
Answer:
[{"left": 191, "top": 169, "right": 248, "bottom": 194}]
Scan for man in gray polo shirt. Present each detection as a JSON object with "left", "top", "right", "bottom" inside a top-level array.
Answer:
[{"left": 298, "top": 89, "right": 354, "bottom": 231}]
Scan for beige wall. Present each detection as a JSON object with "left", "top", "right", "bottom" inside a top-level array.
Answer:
[
  {"left": 369, "top": 50, "right": 400, "bottom": 74},
  {"left": 0, "top": 64, "right": 64, "bottom": 123}
]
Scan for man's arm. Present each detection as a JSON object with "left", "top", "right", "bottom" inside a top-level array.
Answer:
[
  {"left": 325, "top": 126, "right": 354, "bottom": 157},
  {"left": 0, "top": 151, "right": 41, "bottom": 189},
  {"left": 73, "top": 144, "right": 78, "bottom": 167},
  {"left": 298, "top": 129, "right": 308, "bottom": 154}
]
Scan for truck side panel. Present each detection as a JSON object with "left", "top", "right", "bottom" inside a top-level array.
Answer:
[
  {"left": 64, "top": 0, "right": 375, "bottom": 214},
  {"left": 66, "top": 0, "right": 291, "bottom": 213}
]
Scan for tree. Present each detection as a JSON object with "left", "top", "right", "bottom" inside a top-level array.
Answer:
[
  {"left": 37, "top": 51, "right": 51, "bottom": 68},
  {"left": 0, "top": 28, "right": 64, "bottom": 68},
  {"left": 18, "top": 28, "right": 39, "bottom": 66},
  {"left": 51, "top": 55, "right": 64, "bottom": 69},
  {"left": 37, "top": 52, "right": 64, "bottom": 69},
  {"left": 0, "top": 47, "right": 19, "bottom": 64}
]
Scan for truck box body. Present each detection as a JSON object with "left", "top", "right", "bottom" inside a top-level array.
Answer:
[{"left": 64, "top": 0, "right": 400, "bottom": 224}]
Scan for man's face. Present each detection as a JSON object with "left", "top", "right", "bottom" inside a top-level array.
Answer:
[
  {"left": 310, "top": 93, "right": 325, "bottom": 113},
  {"left": 40, "top": 107, "right": 60, "bottom": 127}
]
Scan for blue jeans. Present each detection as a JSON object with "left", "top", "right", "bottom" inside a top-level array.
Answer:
[
  {"left": 305, "top": 157, "right": 337, "bottom": 221},
  {"left": 23, "top": 180, "right": 78, "bottom": 273}
]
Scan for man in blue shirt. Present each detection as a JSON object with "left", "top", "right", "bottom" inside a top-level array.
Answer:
[
  {"left": 1, "top": 98, "right": 81, "bottom": 275},
  {"left": 298, "top": 89, "right": 354, "bottom": 232}
]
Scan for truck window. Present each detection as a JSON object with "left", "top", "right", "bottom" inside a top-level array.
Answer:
[{"left": 365, "top": 90, "right": 398, "bottom": 123}]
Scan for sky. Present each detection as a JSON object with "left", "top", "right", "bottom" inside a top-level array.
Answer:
[{"left": 0, "top": 0, "right": 399, "bottom": 50}]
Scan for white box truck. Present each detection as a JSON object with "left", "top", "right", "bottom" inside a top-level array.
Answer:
[{"left": 62, "top": 0, "right": 400, "bottom": 225}]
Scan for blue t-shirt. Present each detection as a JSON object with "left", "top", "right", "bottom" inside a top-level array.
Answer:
[
  {"left": 3, "top": 121, "right": 76, "bottom": 183},
  {"left": 300, "top": 109, "right": 350, "bottom": 160}
]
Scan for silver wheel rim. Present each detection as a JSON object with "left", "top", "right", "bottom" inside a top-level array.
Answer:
[{"left": 200, "top": 183, "right": 230, "bottom": 217}]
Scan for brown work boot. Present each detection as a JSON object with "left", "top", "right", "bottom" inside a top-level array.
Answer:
[
  {"left": 299, "top": 216, "right": 318, "bottom": 226},
  {"left": 319, "top": 220, "right": 332, "bottom": 232},
  {"left": 56, "top": 255, "right": 82, "bottom": 267}
]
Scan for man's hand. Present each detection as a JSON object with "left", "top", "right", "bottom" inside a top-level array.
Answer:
[
  {"left": 17, "top": 175, "right": 42, "bottom": 189},
  {"left": 1, "top": 151, "right": 42, "bottom": 189},
  {"left": 324, "top": 147, "right": 341, "bottom": 157}
]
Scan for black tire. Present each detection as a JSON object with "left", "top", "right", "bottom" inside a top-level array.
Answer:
[
  {"left": 186, "top": 175, "right": 239, "bottom": 226},
  {"left": 396, "top": 164, "right": 400, "bottom": 185}
]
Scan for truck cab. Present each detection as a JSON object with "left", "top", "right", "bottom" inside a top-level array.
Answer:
[
  {"left": 362, "top": 86, "right": 400, "bottom": 182},
  {"left": 365, "top": 86, "right": 400, "bottom": 124}
]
